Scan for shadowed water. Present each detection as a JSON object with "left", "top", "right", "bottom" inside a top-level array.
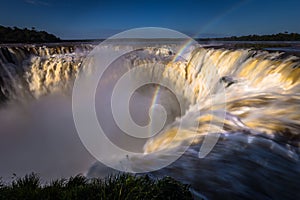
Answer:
[{"left": 0, "top": 42, "right": 299, "bottom": 199}]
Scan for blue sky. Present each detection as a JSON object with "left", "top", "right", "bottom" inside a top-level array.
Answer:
[{"left": 0, "top": 0, "right": 299, "bottom": 39}]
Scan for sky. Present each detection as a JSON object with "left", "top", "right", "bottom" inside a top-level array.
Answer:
[{"left": 0, "top": 0, "right": 299, "bottom": 39}]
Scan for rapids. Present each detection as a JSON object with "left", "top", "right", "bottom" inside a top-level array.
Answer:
[{"left": 0, "top": 43, "right": 299, "bottom": 199}]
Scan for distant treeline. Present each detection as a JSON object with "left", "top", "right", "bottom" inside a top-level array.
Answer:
[
  {"left": 199, "top": 32, "right": 300, "bottom": 41},
  {"left": 0, "top": 25, "right": 61, "bottom": 43},
  {"left": 1, "top": 26, "right": 300, "bottom": 43}
]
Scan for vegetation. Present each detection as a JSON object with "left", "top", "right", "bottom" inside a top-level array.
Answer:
[
  {"left": 0, "top": 173, "right": 193, "bottom": 200},
  {"left": 0, "top": 25, "right": 60, "bottom": 43},
  {"left": 217, "top": 43, "right": 293, "bottom": 51},
  {"left": 199, "top": 32, "right": 300, "bottom": 41}
]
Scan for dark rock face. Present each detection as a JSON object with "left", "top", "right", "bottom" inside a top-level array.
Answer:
[
  {"left": 0, "top": 75, "right": 8, "bottom": 102},
  {"left": 220, "top": 76, "right": 237, "bottom": 88}
]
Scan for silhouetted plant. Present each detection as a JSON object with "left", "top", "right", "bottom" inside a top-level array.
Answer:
[
  {"left": 65, "top": 175, "right": 87, "bottom": 188},
  {"left": 0, "top": 173, "right": 193, "bottom": 200},
  {"left": 12, "top": 173, "right": 40, "bottom": 189}
]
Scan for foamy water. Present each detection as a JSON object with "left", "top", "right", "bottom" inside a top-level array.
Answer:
[{"left": 0, "top": 41, "right": 299, "bottom": 199}]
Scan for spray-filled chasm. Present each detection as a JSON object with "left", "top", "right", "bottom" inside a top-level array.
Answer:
[{"left": 0, "top": 44, "right": 300, "bottom": 199}]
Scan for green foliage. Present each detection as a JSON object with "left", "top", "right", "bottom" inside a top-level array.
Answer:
[
  {"left": 12, "top": 173, "right": 40, "bottom": 189},
  {"left": 0, "top": 25, "right": 60, "bottom": 43},
  {"left": 0, "top": 173, "right": 193, "bottom": 200}
]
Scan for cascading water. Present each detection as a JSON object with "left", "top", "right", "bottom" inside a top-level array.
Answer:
[
  {"left": 0, "top": 42, "right": 299, "bottom": 199},
  {"left": 118, "top": 47, "right": 300, "bottom": 199},
  {"left": 0, "top": 45, "right": 92, "bottom": 101},
  {"left": 0, "top": 44, "right": 96, "bottom": 181}
]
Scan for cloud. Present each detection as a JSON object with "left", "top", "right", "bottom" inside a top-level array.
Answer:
[{"left": 25, "top": 0, "right": 51, "bottom": 6}]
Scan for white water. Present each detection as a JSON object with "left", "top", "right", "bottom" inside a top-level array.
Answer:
[{"left": 0, "top": 43, "right": 299, "bottom": 199}]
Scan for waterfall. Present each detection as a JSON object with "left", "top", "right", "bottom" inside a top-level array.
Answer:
[
  {"left": 139, "top": 48, "right": 300, "bottom": 153},
  {"left": 0, "top": 43, "right": 299, "bottom": 199},
  {"left": 0, "top": 45, "right": 93, "bottom": 101}
]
